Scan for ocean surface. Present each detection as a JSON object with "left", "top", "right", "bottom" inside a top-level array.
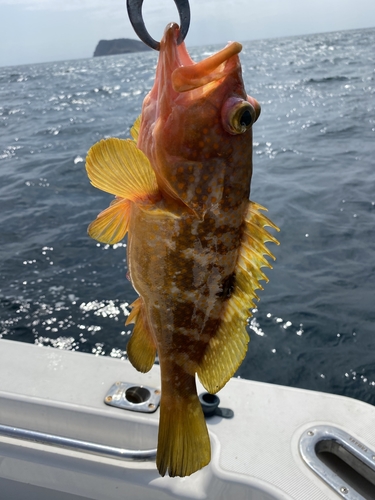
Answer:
[{"left": 1, "top": 27, "right": 374, "bottom": 404}]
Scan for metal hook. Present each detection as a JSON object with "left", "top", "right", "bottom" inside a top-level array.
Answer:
[{"left": 126, "top": 0, "right": 190, "bottom": 51}]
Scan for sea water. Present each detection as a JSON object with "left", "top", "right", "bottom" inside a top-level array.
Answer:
[{"left": 1, "top": 27, "right": 374, "bottom": 403}]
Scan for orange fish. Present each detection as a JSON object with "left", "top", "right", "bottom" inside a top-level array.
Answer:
[{"left": 86, "top": 23, "right": 279, "bottom": 477}]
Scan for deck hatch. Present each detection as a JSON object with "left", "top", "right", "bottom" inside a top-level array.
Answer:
[{"left": 299, "top": 425, "right": 375, "bottom": 499}]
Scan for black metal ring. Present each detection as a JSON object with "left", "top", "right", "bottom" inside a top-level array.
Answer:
[{"left": 126, "top": 0, "right": 190, "bottom": 51}]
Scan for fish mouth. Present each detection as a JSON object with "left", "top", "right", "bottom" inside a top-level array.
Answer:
[{"left": 160, "top": 23, "right": 242, "bottom": 93}]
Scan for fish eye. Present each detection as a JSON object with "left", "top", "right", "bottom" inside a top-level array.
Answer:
[
  {"left": 221, "top": 98, "right": 256, "bottom": 135},
  {"left": 239, "top": 108, "right": 253, "bottom": 127}
]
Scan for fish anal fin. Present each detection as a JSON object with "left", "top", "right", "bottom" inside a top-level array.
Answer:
[
  {"left": 125, "top": 296, "right": 142, "bottom": 325},
  {"left": 126, "top": 297, "right": 156, "bottom": 373},
  {"left": 197, "top": 200, "right": 279, "bottom": 393},
  {"left": 88, "top": 198, "right": 131, "bottom": 244},
  {"left": 86, "top": 138, "right": 159, "bottom": 203},
  {"left": 157, "top": 360, "right": 210, "bottom": 477}
]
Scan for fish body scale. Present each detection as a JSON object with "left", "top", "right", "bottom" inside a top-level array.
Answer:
[{"left": 128, "top": 200, "right": 248, "bottom": 371}]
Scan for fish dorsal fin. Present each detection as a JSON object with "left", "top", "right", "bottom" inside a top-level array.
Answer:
[
  {"left": 130, "top": 115, "right": 141, "bottom": 142},
  {"left": 125, "top": 297, "right": 157, "bottom": 373},
  {"left": 86, "top": 137, "right": 160, "bottom": 244},
  {"left": 197, "top": 201, "right": 279, "bottom": 393},
  {"left": 86, "top": 137, "right": 159, "bottom": 202}
]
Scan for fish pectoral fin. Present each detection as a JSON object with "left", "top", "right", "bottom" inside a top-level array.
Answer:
[
  {"left": 86, "top": 137, "right": 161, "bottom": 244},
  {"left": 88, "top": 197, "right": 131, "bottom": 244},
  {"left": 157, "top": 362, "right": 210, "bottom": 477},
  {"left": 130, "top": 115, "right": 141, "bottom": 142},
  {"left": 125, "top": 297, "right": 156, "bottom": 373},
  {"left": 86, "top": 137, "right": 159, "bottom": 202},
  {"left": 197, "top": 201, "right": 279, "bottom": 394}
]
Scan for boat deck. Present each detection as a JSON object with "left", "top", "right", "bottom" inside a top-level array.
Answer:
[{"left": 0, "top": 339, "right": 374, "bottom": 499}]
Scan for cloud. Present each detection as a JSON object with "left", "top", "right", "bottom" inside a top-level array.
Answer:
[{"left": 0, "top": 0, "right": 121, "bottom": 11}]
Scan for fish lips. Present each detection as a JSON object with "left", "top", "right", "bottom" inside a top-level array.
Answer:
[{"left": 158, "top": 23, "right": 243, "bottom": 94}]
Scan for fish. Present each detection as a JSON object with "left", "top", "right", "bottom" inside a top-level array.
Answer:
[{"left": 85, "top": 23, "right": 279, "bottom": 478}]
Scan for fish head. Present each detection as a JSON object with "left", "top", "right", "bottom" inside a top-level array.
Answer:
[{"left": 138, "top": 23, "right": 260, "bottom": 218}]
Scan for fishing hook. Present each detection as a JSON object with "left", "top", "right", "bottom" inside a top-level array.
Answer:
[{"left": 126, "top": 0, "right": 191, "bottom": 51}]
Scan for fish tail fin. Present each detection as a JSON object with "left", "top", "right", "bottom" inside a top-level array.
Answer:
[{"left": 157, "top": 361, "right": 210, "bottom": 477}]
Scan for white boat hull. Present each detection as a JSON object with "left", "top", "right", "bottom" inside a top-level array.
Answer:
[{"left": 0, "top": 339, "right": 374, "bottom": 499}]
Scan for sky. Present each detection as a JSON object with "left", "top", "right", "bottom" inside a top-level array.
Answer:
[{"left": 0, "top": 0, "right": 375, "bottom": 67}]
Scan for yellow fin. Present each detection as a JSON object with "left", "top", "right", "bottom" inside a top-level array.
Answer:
[
  {"left": 86, "top": 138, "right": 159, "bottom": 202},
  {"left": 125, "top": 296, "right": 141, "bottom": 325},
  {"left": 130, "top": 115, "right": 141, "bottom": 142},
  {"left": 125, "top": 297, "right": 156, "bottom": 373},
  {"left": 157, "top": 362, "right": 210, "bottom": 477},
  {"left": 137, "top": 203, "right": 182, "bottom": 220},
  {"left": 239, "top": 201, "right": 280, "bottom": 286},
  {"left": 197, "top": 294, "right": 250, "bottom": 394},
  {"left": 197, "top": 200, "right": 279, "bottom": 393},
  {"left": 245, "top": 201, "right": 280, "bottom": 235},
  {"left": 88, "top": 198, "right": 131, "bottom": 244}
]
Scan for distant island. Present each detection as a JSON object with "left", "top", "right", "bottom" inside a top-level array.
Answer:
[{"left": 93, "top": 39, "right": 151, "bottom": 57}]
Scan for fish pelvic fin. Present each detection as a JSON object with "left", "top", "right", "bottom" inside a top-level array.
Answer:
[
  {"left": 157, "top": 360, "right": 210, "bottom": 477},
  {"left": 197, "top": 201, "right": 279, "bottom": 393},
  {"left": 86, "top": 137, "right": 160, "bottom": 243},
  {"left": 88, "top": 197, "right": 131, "bottom": 244},
  {"left": 125, "top": 297, "right": 157, "bottom": 373}
]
